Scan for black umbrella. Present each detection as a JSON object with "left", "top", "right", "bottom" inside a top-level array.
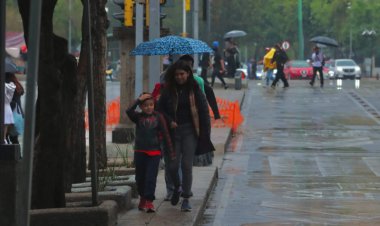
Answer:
[
  {"left": 310, "top": 36, "right": 339, "bottom": 47},
  {"left": 5, "top": 57, "right": 18, "bottom": 73},
  {"left": 224, "top": 30, "right": 247, "bottom": 39}
]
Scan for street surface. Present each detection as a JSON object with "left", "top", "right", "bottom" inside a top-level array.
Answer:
[{"left": 201, "top": 79, "right": 380, "bottom": 226}]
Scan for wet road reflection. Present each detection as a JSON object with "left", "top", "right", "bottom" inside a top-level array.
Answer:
[{"left": 200, "top": 80, "right": 380, "bottom": 226}]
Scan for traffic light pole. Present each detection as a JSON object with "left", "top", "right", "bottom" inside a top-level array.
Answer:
[
  {"left": 135, "top": 3, "right": 143, "bottom": 98},
  {"left": 192, "top": 0, "right": 199, "bottom": 70},
  {"left": 148, "top": 0, "right": 160, "bottom": 91}
]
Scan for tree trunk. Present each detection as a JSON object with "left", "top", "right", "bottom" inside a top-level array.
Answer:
[
  {"left": 86, "top": 0, "right": 108, "bottom": 169},
  {"left": 18, "top": 0, "right": 67, "bottom": 208}
]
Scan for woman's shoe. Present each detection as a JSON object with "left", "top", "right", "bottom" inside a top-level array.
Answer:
[{"left": 181, "top": 199, "right": 192, "bottom": 212}]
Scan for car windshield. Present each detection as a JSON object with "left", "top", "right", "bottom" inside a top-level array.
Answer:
[
  {"left": 336, "top": 60, "right": 356, "bottom": 67},
  {"left": 290, "top": 61, "right": 309, "bottom": 68}
]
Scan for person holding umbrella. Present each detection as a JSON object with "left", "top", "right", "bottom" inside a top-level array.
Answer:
[
  {"left": 309, "top": 46, "right": 325, "bottom": 88},
  {"left": 158, "top": 60, "right": 214, "bottom": 212}
]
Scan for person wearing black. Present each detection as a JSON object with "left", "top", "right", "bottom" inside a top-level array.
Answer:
[
  {"left": 211, "top": 41, "right": 228, "bottom": 89},
  {"left": 199, "top": 52, "right": 210, "bottom": 85},
  {"left": 158, "top": 60, "right": 214, "bottom": 212},
  {"left": 271, "top": 44, "right": 289, "bottom": 88}
]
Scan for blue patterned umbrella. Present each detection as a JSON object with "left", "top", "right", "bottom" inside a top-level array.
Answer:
[{"left": 130, "top": 35, "right": 213, "bottom": 56}]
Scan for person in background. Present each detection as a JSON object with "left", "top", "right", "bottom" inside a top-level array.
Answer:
[
  {"left": 211, "top": 41, "right": 228, "bottom": 89},
  {"left": 200, "top": 52, "right": 211, "bottom": 85},
  {"left": 3, "top": 73, "right": 16, "bottom": 144},
  {"left": 271, "top": 43, "right": 289, "bottom": 88},
  {"left": 6, "top": 72, "right": 24, "bottom": 144},
  {"left": 309, "top": 46, "right": 325, "bottom": 88},
  {"left": 263, "top": 47, "right": 277, "bottom": 87},
  {"left": 126, "top": 92, "right": 175, "bottom": 213},
  {"left": 158, "top": 60, "right": 214, "bottom": 212}
]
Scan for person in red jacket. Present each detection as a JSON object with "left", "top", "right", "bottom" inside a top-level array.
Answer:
[{"left": 126, "top": 93, "right": 175, "bottom": 213}]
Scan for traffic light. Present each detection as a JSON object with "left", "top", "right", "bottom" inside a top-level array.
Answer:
[
  {"left": 112, "top": 0, "right": 166, "bottom": 27},
  {"left": 112, "top": 0, "right": 134, "bottom": 27}
]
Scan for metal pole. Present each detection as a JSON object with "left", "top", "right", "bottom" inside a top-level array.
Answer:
[
  {"left": 135, "top": 2, "right": 143, "bottom": 98},
  {"left": 182, "top": 0, "right": 186, "bottom": 37},
  {"left": 148, "top": 0, "right": 160, "bottom": 91},
  {"left": 349, "top": 28, "right": 352, "bottom": 58},
  {"left": 68, "top": 0, "right": 72, "bottom": 53},
  {"left": 193, "top": 0, "right": 199, "bottom": 70},
  {"left": 207, "top": 0, "right": 211, "bottom": 39},
  {"left": 21, "top": 1, "right": 42, "bottom": 225},
  {"left": 0, "top": 0, "right": 5, "bottom": 143},
  {"left": 84, "top": 0, "right": 98, "bottom": 206},
  {"left": 297, "top": 0, "right": 304, "bottom": 60}
]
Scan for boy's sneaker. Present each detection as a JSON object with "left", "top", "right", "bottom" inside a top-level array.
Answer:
[
  {"left": 138, "top": 198, "right": 146, "bottom": 211},
  {"left": 171, "top": 188, "right": 182, "bottom": 206},
  {"left": 181, "top": 199, "right": 192, "bottom": 212},
  {"left": 145, "top": 200, "right": 156, "bottom": 213}
]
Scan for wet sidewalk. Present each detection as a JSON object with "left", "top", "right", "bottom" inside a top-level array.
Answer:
[{"left": 116, "top": 79, "right": 246, "bottom": 226}]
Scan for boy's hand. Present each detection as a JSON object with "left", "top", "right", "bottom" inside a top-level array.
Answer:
[{"left": 138, "top": 93, "right": 152, "bottom": 102}]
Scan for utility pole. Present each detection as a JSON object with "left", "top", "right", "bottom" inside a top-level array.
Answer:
[
  {"left": 193, "top": 0, "right": 199, "bottom": 69},
  {"left": 149, "top": 0, "right": 160, "bottom": 90},
  {"left": 135, "top": 2, "right": 143, "bottom": 97},
  {"left": 182, "top": 0, "right": 187, "bottom": 37},
  {"left": 68, "top": 0, "right": 72, "bottom": 53},
  {"left": 297, "top": 0, "right": 304, "bottom": 60}
]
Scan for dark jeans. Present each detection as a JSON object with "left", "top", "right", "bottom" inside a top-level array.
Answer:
[
  {"left": 311, "top": 66, "right": 324, "bottom": 86},
  {"left": 211, "top": 69, "right": 226, "bottom": 87},
  {"left": 134, "top": 152, "right": 160, "bottom": 201},
  {"left": 271, "top": 65, "right": 289, "bottom": 87},
  {"left": 169, "top": 123, "right": 198, "bottom": 198}
]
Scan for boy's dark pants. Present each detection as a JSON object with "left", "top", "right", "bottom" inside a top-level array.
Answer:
[{"left": 134, "top": 152, "right": 161, "bottom": 201}]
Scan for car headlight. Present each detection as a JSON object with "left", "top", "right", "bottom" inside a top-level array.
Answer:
[
  {"left": 337, "top": 67, "right": 343, "bottom": 72},
  {"left": 355, "top": 66, "right": 361, "bottom": 72},
  {"left": 328, "top": 71, "right": 334, "bottom": 76}
]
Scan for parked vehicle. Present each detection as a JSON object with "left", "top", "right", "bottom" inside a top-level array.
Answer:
[
  {"left": 284, "top": 60, "right": 313, "bottom": 80},
  {"left": 330, "top": 59, "right": 361, "bottom": 80}
]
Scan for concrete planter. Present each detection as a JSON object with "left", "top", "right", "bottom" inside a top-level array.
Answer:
[
  {"left": 66, "top": 185, "right": 132, "bottom": 211},
  {"left": 30, "top": 200, "right": 118, "bottom": 226},
  {"left": 72, "top": 175, "right": 137, "bottom": 198}
]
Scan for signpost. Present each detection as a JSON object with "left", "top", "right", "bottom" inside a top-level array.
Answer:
[{"left": 282, "top": 41, "right": 290, "bottom": 51}]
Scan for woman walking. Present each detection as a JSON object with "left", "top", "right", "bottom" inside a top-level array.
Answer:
[{"left": 158, "top": 60, "right": 215, "bottom": 211}]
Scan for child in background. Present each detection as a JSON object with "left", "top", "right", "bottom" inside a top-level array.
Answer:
[{"left": 126, "top": 93, "right": 175, "bottom": 213}]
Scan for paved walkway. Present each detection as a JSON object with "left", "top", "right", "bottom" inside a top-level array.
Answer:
[{"left": 116, "top": 79, "right": 246, "bottom": 226}]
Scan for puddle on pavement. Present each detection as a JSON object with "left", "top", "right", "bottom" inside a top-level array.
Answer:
[{"left": 327, "top": 115, "right": 377, "bottom": 126}]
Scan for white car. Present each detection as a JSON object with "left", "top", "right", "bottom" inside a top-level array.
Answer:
[{"left": 331, "top": 59, "right": 361, "bottom": 80}]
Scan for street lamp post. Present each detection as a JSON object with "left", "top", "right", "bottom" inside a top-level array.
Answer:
[{"left": 362, "top": 29, "right": 377, "bottom": 77}]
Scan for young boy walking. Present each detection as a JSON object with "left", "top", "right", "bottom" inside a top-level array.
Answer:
[{"left": 126, "top": 93, "right": 175, "bottom": 213}]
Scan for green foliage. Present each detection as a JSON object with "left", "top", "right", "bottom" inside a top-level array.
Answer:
[{"left": 164, "top": 0, "right": 379, "bottom": 61}]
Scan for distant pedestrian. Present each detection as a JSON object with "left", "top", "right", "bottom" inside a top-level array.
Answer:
[
  {"left": 211, "top": 41, "right": 228, "bottom": 89},
  {"left": 200, "top": 52, "right": 211, "bottom": 85},
  {"left": 6, "top": 72, "right": 25, "bottom": 144},
  {"left": 3, "top": 73, "right": 16, "bottom": 144},
  {"left": 271, "top": 43, "right": 289, "bottom": 88},
  {"left": 158, "top": 60, "right": 215, "bottom": 212},
  {"left": 224, "top": 39, "right": 241, "bottom": 78},
  {"left": 263, "top": 47, "right": 276, "bottom": 87},
  {"left": 309, "top": 46, "right": 325, "bottom": 87},
  {"left": 126, "top": 92, "right": 175, "bottom": 213}
]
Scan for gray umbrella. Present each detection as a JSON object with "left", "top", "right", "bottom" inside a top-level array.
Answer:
[
  {"left": 223, "top": 30, "right": 247, "bottom": 39},
  {"left": 310, "top": 36, "right": 339, "bottom": 47},
  {"left": 5, "top": 57, "right": 18, "bottom": 73}
]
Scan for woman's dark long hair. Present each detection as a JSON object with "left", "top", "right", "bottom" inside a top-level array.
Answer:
[
  {"left": 5, "top": 72, "right": 24, "bottom": 96},
  {"left": 164, "top": 60, "right": 196, "bottom": 94}
]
